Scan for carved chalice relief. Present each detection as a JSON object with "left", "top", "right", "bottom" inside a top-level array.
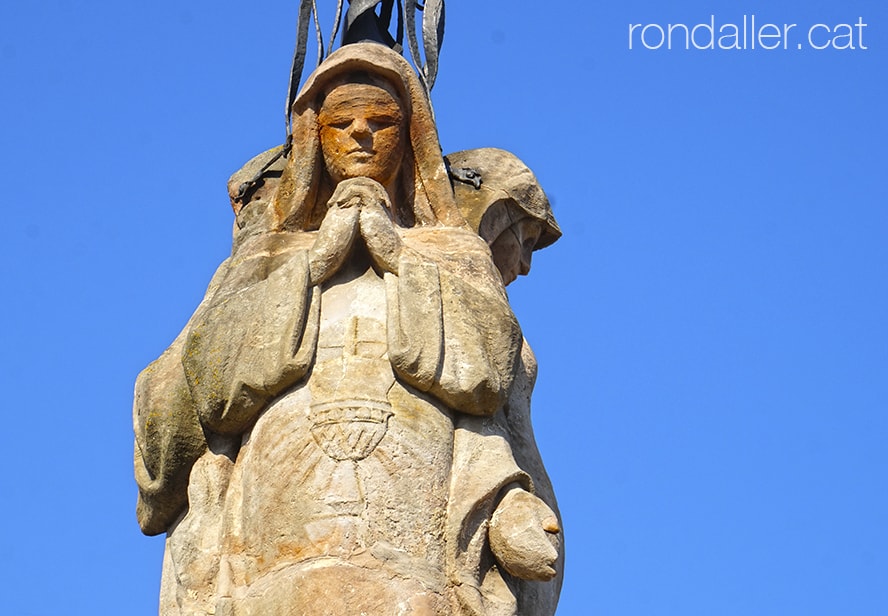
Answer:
[
  {"left": 307, "top": 400, "right": 393, "bottom": 522},
  {"left": 310, "top": 401, "right": 394, "bottom": 462}
]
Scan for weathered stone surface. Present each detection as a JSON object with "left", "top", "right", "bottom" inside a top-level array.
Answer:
[
  {"left": 448, "top": 147, "right": 565, "bottom": 614},
  {"left": 135, "top": 43, "right": 563, "bottom": 615}
]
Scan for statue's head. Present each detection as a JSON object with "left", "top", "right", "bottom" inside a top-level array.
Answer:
[
  {"left": 318, "top": 73, "right": 406, "bottom": 190},
  {"left": 273, "top": 43, "right": 463, "bottom": 232},
  {"left": 448, "top": 148, "right": 562, "bottom": 285}
]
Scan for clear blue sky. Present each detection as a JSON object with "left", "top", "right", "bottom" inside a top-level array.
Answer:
[{"left": 1, "top": 1, "right": 885, "bottom": 614}]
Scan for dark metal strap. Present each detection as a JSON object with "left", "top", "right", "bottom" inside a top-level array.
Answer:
[
  {"left": 235, "top": 139, "right": 292, "bottom": 206},
  {"left": 445, "top": 157, "right": 483, "bottom": 190},
  {"left": 421, "top": 0, "right": 444, "bottom": 90},
  {"left": 311, "top": 0, "right": 324, "bottom": 64},
  {"left": 327, "top": 0, "right": 346, "bottom": 56},
  {"left": 286, "top": 0, "right": 315, "bottom": 136}
]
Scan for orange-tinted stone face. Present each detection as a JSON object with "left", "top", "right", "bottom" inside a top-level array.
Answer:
[{"left": 318, "top": 82, "right": 405, "bottom": 187}]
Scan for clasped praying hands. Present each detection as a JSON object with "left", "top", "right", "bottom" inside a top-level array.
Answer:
[{"left": 309, "top": 177, "right": 403, "bottom": 284}]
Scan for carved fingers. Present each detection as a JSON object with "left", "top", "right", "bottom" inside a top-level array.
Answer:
[
  {"left": 359, "top": 195, "right": 402, "bottom": 274},
  {"left": 311, "top": 177, "right": 402, "bottom": 282},
  {"left": 327, "top": 176, "right": 389, "bottom": 210},
  {"left": 488, "top": 487, "right": 561, "bottom": 582},
  {"left": 309, "top": 195, "right": 361, "bottom": 284}
]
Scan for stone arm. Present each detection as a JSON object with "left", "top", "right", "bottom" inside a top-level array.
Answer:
[
  {"left": 180, "top": 189, "right": 371, "bottom": 437},
  {"left": 181, "top": 231, "right": 320, "bottom": 437},
  {"left": 133, "top": 259, "right": 230, "bottom": 536},
  {"left": 134, "top": 197, "right": 346, "bottom": 535},
  {"left": 309, "top": 181, "right": 363, "bottom": 284},
  {"left": 386, "top": 228, "right": 523, "bottom": 416},
  {"left": 501, "top": 339, "right": 565, "bottom": 614}
]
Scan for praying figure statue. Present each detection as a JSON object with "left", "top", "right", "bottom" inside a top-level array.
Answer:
[{"left": 134, "top": 42, "right": 563, "bottom": 615}]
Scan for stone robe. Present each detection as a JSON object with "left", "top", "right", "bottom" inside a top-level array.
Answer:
[{"left": 134, "top": 43, "right": 559, "bottom": 615}]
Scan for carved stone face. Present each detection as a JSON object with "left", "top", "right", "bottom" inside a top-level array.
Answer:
[
  {"left": 318, "top": 81, "right": 406, "bottom": 186},
  {"left": 490, "top": 217, "right": 543, "bottom": 286}
]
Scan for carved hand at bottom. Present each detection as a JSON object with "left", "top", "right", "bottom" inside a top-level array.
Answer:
[
  {"left": 488, "top": 487, "right": 560, "bottom": 581},
  {"left": 308, "top": 184, "right": 363, "bottom": 284},
  {"left": 360, "top": 197, "right": 402, "bottom": 274}
]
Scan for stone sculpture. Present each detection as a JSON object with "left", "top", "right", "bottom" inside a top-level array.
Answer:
[{"left": 135, "top": 39, "right": 563, "bottom": 616}]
